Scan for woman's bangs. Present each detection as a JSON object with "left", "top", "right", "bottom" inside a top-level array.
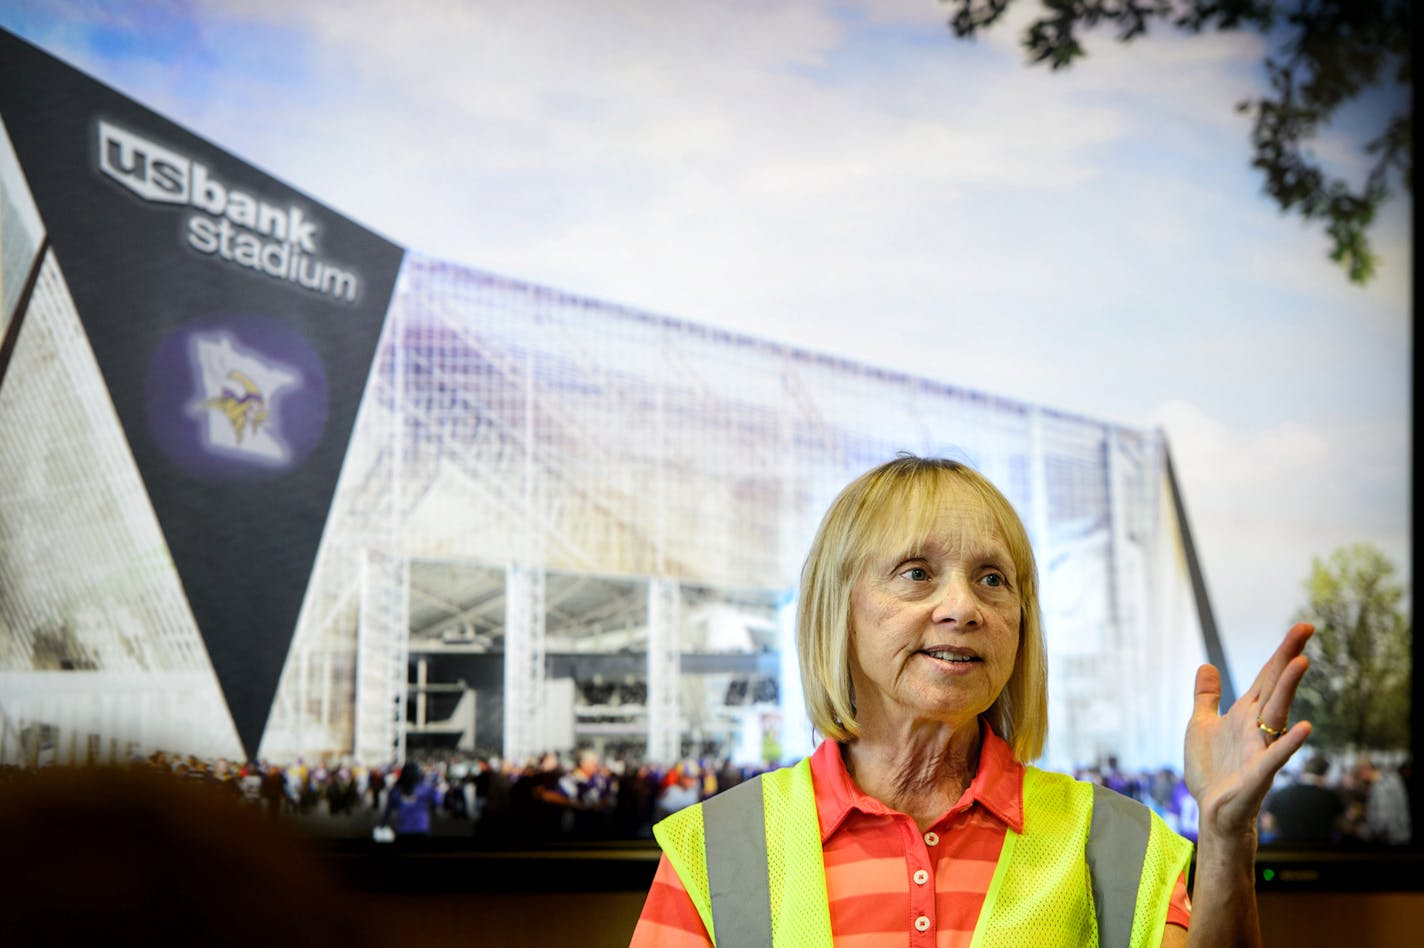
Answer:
[{"left": 852, "top": 471, "right": 960, "bottom": 575}]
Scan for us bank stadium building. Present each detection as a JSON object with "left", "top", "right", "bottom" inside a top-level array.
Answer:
[{"left": 0, "top": 47, "right": 1220, "bottom": 779}]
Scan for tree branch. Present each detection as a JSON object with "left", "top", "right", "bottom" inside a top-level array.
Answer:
[{"left": 940, "top": 0, "right": 1413, "bottom": 285}]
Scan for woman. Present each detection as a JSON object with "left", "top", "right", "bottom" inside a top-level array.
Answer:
[{"left": 632, "top": 455, "right": 1311, "bottom": 946}]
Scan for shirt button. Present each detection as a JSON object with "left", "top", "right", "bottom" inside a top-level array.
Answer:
[
  {"left": 924, "top": 831, "right": 939, "bottom": 846},
  {"left": 913, "top": 869, "right": 929, "bottom": 885},
  {"left": 915, "top": 915, "right": 931, "bottom": 932}
]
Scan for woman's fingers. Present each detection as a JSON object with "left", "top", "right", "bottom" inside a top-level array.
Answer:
[
  {"left": 1257, "top": 653, "right": 1310, "bottom": 736},
  {"left": 1193, "top": 663, "right": 1223, "bottom": 718},
  {"left": 1268, "top": 719, "right": 1312, "bottom": 765},
  {"left": 1245, "top": 623, "right": 1314, "bottom": 707}
]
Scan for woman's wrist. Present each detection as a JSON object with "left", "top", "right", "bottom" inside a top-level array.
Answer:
[{"left": 1191, "top": 823, "right": 1260, "bottom": 899}]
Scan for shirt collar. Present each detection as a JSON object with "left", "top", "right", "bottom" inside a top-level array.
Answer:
[{"left": 808, "top": 718, "right": 1026, "bottom": 842}]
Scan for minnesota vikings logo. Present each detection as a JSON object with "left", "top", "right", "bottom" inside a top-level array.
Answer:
[
  {"left": 187, "top": 332, "right": 299, "bottom": 466},
  {"left": 198, "top": 369, "right": 269, "bottom": 443}
]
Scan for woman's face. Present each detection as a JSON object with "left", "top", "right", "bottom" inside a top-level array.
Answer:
[{"left": 847, "top": 482, "right": 1022, "bottom": 734}]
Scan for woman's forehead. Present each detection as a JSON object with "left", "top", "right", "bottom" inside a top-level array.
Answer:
[{"left": 862, "top": 479, "right": 1009, "bottom": 557}]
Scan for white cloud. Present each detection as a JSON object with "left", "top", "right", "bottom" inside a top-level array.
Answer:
[
  {"left": 1151, "top": 396, "right": 1411, "bottom": 684},
  {"left": 1154, "top": 398, "right": 1332, "bottom": 510},
  {"left": 150, "top": 2, "right": 1137, "bottom": 253}
]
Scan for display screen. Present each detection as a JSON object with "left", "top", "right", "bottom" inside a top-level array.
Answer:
[{"left": 0, "top": 25, "right": 1414, "bottom": 896}]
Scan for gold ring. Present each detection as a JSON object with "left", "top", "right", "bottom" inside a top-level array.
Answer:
[{"left": 1257, "top": 718, "right": 1286, "bottom": 739}]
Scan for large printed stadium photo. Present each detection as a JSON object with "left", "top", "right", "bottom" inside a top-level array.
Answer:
[{"left": 1, "top": 28, "right": 1213, "bottom": 797}]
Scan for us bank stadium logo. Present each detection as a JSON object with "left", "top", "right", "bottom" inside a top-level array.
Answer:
[
  {"left": 96, "top": 119, "right": 362, "bottom": 303},
  {"left": 146, "top": 314, "right": 329, "bottom": 479}
]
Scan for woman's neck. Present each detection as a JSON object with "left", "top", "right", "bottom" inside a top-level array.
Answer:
[{"left": 841, "top": 719, "right": 983, "bottom": 832}]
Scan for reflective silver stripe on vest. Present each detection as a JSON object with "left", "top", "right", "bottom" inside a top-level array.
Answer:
[
  {"left": 702, "top": 774, "right": 772, "bottom": 947},
  {"left": 1087, "top": 783, "right": 1151, "bottom": 948}
]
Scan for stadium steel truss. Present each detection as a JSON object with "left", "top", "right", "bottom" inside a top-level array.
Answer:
[{"left": 2, "top": 120, "right": 1214, "bottom": 776}]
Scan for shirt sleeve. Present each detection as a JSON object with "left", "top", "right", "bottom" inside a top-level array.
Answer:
[
  {"left": 1165, "top": 870, "right": 1191, "bottom": 929},
  {"left": 629, "top": 854, "right": 713, "bottom": 947}
]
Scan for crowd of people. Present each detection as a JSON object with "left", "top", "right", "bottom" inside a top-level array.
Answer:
[
  {"left": 1259, "top": 752, "right": 1413, "bottom": 846},
  {"left": 1071, "top": 752, "right": 1414, "bottom": 847},
  {"left": 2, "top": 746, "right": 776, "bottom": 843},
  {"left": 355, "top": 748, "right": 776, "bottom": 842},
  {"left": 3, "top": 742, "right": 1410, "bottom": 848}
]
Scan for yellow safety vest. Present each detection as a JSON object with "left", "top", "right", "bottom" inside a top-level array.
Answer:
[{"left": 653, "top": 756, "right": 1193, "bottom": 948}]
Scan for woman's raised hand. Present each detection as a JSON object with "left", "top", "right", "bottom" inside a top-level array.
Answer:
[{"left": 1184, "top": 623, "right": 1314, "bottom": 841}]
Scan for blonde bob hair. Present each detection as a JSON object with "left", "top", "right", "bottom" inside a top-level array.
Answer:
[{"left": 796, "top": 455, "right": 1048, "bottom": 762}]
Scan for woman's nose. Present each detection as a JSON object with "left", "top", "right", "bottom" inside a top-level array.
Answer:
[{"left": 930, "top": 574, "right": 982, "bottom": 627}]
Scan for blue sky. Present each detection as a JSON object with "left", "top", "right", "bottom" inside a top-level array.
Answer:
[{"left": 1, "top": 0, "right": 1411, "bottom": 688}]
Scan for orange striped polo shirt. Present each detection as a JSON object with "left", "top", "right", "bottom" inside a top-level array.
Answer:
[{"left": 632, "top": 726, "right": 1191, "bottom": 946}]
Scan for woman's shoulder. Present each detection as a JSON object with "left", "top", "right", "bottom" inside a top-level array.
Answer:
[
  {"left": 1020, "top": 765, "right": 1103, "bottom": 823},
  {"left": 1022, "top": 764, "right": 1086, "bottom": 795}
]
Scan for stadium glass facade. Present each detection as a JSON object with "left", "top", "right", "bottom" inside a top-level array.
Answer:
[{"left": 1, "top": 117, "right": 1208, "bottom": 776}]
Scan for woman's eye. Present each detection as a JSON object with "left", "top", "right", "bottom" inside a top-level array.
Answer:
[
  {"left": 901, "top": 566, "right": 929, "bottom": 582},
  {"left": 981, "top": 572, "right": 1005, "bottom": 587}
]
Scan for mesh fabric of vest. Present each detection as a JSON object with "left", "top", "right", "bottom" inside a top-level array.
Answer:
[
  {"left": 1133, "top": 808, "right": 1195, "bottom": 946},
  {"left": 972, "top": 767, "right": 1098, "bottom": 948},
  {"left": 652, "top": 801, "right": 716, "bottom": 938},
  {"left": 760, "top": 759, "right": 833, "bottom": 945},
  {"left": 973, "top": 767, "right": 1193, "bottom": 948},
  {"left": 652, "top": 758, "right": 833, "bottom": 945}
]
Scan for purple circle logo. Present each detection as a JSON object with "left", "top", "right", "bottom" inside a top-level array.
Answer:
[{"left": 146, "top": 313, "right": 329, "bottom": 480}]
